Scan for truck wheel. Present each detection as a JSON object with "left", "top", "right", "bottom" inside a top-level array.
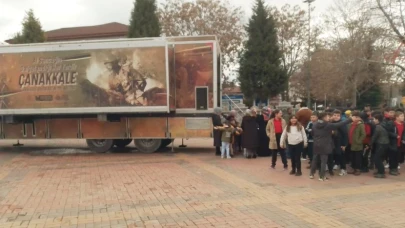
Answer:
[
  {"left": 159, "top": 139, "right": 173, "bottom": 149},
  {"left": 86, "top": 139, "right": 114, "bottom": 153},
  {"left": 113, "top": 139, "right": 133, "bottom": 148},
  {"left": 134, "top": 139, "right": 162, "bottom": 153}
]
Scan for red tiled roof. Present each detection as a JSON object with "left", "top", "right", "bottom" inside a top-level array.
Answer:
[
  {"left": 6, "top": 22, "right": 128, "bottom": 43},
  {"left": 223, "top": 86, "right": 241, "bottom": 94}
]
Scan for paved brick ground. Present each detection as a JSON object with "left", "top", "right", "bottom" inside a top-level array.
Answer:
[{"left": 0, "top": 138, "right": 404, "bottom": 228}]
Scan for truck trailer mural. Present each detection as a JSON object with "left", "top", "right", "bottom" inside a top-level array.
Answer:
[{"left": 0, "top": 36, "right": 221, "bottom": 153}]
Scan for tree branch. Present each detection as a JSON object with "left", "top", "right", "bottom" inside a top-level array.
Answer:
[
  {"left": 376, "top": 0, "right": 405, "bottom": 44},
  {"left": 358, "top": 57, "right": 405, "bottom": 72}
]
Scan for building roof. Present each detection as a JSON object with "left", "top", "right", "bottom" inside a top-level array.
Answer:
[
  {"left": 6, "top": 22, "right": 128, "bottom": 43},
  {"left": 46, "top": 22, "right": 128, "bottom": 41},
  {"left": 223, "top": 86, "right": 242, "bottom": 95}
]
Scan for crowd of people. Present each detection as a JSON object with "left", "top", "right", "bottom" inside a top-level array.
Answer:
[{"left": 212, "top": 105, "right": 405, "bottom": 181}]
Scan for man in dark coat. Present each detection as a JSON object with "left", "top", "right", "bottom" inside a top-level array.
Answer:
[
  {"left": 212, "top": 107, "right": 224, "bottom": 156},
  {"left": 310, "top": 112, "right": 352, "bottom": 181},
  {"left": 256, "top": 107, "right": 271, "bottom": 157},
  {"left": 242, "top": 108, "right": 259, "bottom": 159}
]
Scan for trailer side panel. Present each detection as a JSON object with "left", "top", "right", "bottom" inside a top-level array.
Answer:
[{"left": 0, "top": 44, "right": 169, "bottom": 114}]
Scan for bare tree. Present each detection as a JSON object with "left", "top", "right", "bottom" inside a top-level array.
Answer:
[
  {"left": 374, "top": 0, "right": 405, "bottom": 71},
  {"left": 290, "top": 0, "right": 389, "bottom": 106},
  {"left": 158, "top": 0, "right": 245, "bottom": 86},
  {"left": 270, "top": 4, "right": 309, "bottom": 100}
]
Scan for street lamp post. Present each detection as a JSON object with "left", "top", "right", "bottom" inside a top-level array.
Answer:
[{"left": 303, "top": 0, "right": 315, "bottom": 109}]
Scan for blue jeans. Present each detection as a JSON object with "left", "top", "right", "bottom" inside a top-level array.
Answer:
[{"left": 221, "top": 142, "right": 230, "bottom": 158}]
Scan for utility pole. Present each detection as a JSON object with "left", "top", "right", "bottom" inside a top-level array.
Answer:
[{"left": 304, "top": 0, "right": 315, "bottom": 109}]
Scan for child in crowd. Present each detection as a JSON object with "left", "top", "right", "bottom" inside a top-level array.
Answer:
[
  {"left": 280, "top": 116, "right": 308, "bottom": 176},
  {"left": 214, "top": 121, "right": 239, "bottom": 159},
  {"left": 347, "top": 111, "right": 366, "bottom": 176},
  {"left": 382, "top": 108, "right": 399, "bottom": 176},
  {"left": 371, "top": 114, "right": 389, "bottom": 178},
  {"left": 229, "top": 119, "right": 243, "bottom": 157},
  {"left": 394, "top": 111, "right": 404, "bottom": 171},
  {"left": 361, "top": 112, "right": 373, "bottom": 173},
  {"left": 305, "top": 113, "right": 318, "bottom": 169},
  {"left": 310, "top": 112, "right": 352, "bottom": 181}
]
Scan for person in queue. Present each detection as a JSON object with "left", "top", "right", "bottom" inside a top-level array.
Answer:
[
  {"left": 266, "top": 109, "right": 288, "bottom": 170},
  {"left": 241, "top": 108, "right": 259, "bottom": 159},
  {"left": 212, "top": 107, "right": 223, "bottom": 156},
  {"left": 280, "top": 115, "right": 308, "bottom": 176},
  {"left": 310, "top": 112, "right": 352, "bottom": 181}
]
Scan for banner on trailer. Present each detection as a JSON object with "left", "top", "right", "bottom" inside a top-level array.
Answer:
[
  {"left": 174, "top": 43, "right": 214, "bottom": 109},
  {"left": 0, "top": 47, "right": 167, "bottom": 109}
]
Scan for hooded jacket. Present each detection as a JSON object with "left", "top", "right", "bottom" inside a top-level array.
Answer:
[
  {"left": 347, "top": 121, "right": 366, "bottom": 151},
  {"left": 312, "top": 119, "right": 352, "bottom": 155}
]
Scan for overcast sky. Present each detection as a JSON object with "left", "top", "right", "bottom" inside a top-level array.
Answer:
[{"left": 0, "top": 0, "right": 333, "bottom": 43}]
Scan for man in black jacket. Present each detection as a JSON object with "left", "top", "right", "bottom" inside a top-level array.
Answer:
[
  {"left": 331, "top": 110, "right": 349, "bottom": 176},
  {"left": 382, "top": 108, "right": 399, "bottom": 176}
]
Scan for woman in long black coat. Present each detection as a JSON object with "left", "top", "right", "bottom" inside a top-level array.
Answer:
[
  {"left": 242, "top": 108, "right": 259, "bottom": 159},
  {"left": 256, "top": 107, "right": 271, "bottom": 157},
  {"left": 212, "top": 107, "right": 223, "bottom": 156}
]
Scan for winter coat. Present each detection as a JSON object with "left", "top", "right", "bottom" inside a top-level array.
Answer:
[
  {"left": 266, "top": 118, "right": 287, "bottom": 150},
  {"left": 241, "top": 116, "right": 259, "bottom": 149},
  {"left": 256, "top": 115, "right": 271, "bottom": 156},
  {"left": 331, "top": 120, "right": 348, "bottom": 154},
  {"left": 306, "top": 122, "right": 314, "bottom": 142},
  {"left": 382, "top": 118, "right": 397, "bottom": 150},
  {"left": 371, "top": 124, "right": 389, "bottom": 145},
  {"left": 280, "top": 125, "right": 308, "bottom": 148},
  {"left": 312, "top": 119, "right": 352, "bottom": 155},
  {"left": 347, "top": 121, "right": 366, "bottom": 151},
  {"left": 212, "top": 114, "right": 223, "bottom": 147},
  {"left": 218, "top": 126, "right": 235, "bottom": 143}
]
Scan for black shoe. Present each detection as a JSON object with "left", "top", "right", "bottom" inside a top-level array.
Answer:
[
  {"left": 247, "top": 156, "right": 252, "bottom": 159},
  {"left": 252, "top": 154, "right": 257, "bottom": 159},
  {"left": 295, "top": 171, "right": 302, "bottom": 176},
  {"left": 361, "top": 168, "right": 369, "bottom": 173},
  {"left": 374, "top": 173, "right": 386, "bottom": 178},
  {"left": 389, "top": 170, "right": 399, "bottom": 176},
  {"left": 354, "top": 170, "right": 361, "bottom": 176},
  {"left": 289, "top": 170, "right": 296, "bottom": 175},
  {"left": 329, "top": 171, "right": 334, "bottom": 176}
]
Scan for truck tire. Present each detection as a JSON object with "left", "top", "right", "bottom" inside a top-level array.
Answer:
[
  {"left": 113, "top": 139, "right": 133, "bottom": 148},
  {"left": 159, "top": 139, "right": 173, "bottom": 149},
  {"left": 86, "top": 139, "right": 114, "bottom": 153},
  {"left": 134, "top": 139, "right": 162, "bottom": 153}
]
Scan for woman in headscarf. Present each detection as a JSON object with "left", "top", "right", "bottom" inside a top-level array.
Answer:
[
  {"left": 241, "top": 108, "right": 259, "bottom": 158},
  {"left": 256, "top": 107, "right": 271, "bottom": 157},
  {"left": 212, "top": 107, "right": 223, "bottom": 156}
]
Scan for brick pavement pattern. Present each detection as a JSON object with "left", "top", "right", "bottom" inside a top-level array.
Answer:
[{"left": 0, "top": 139, "right": 404, "bottom": 227}]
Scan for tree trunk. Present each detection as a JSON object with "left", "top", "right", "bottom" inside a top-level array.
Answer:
[{"left": 352, "top": 81, "right": 357, "bottom": 108}]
